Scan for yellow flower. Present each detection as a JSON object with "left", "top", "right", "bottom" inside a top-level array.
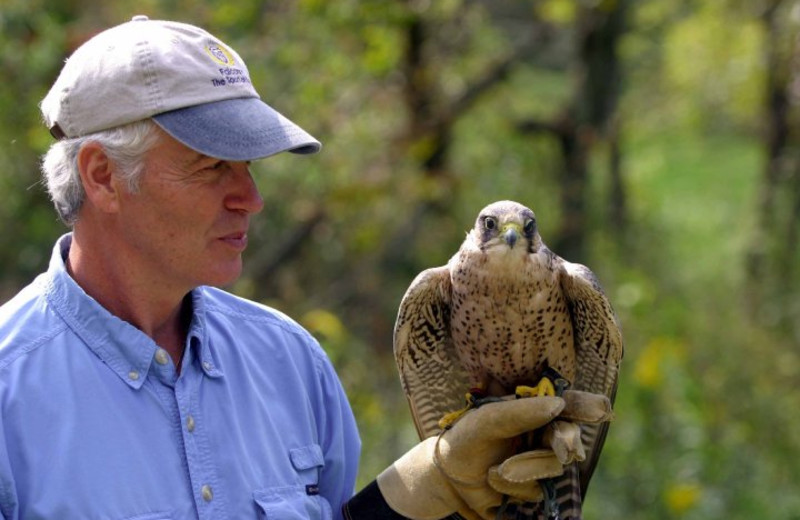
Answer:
[
  {"left": 302, "top": 309, "right": 346, "bottom": 344},
  {"left": 664, "top": 482, "right": 702, "bottom": 514},
  {"left": 633, "top": 337, "right": 686, "bottom": 389},
  {"left": 633, "top": 343, "right": 663, "bottom": 388}
]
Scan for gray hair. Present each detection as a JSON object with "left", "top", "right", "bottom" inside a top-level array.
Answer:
[{"left": 40, "top": 119, "right": 162, "bottom": 225}]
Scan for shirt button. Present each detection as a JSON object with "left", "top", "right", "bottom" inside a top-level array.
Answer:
[
  {"left": 186, "top": 415, "right": 195, "bottom": 433},
  {"left": 155, "top": 349, "right": 169, "bottom": 365},
  {"left": 201, "top": 484, "right": 213, "bottom": 502},
  {"left": 202, "top": 361, "right": 213, "bottom": 371},
  {"left": 128, "top": 370, "right": 139, "bottom": 381}
]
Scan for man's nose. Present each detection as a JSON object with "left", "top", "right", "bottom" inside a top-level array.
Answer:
[{"left": 225, "top": 162, "right": 264, "bottom": 214}]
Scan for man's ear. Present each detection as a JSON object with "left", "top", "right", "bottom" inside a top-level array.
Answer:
[{"left": 76, "top": 142, "right": 121, "bottom": 214}]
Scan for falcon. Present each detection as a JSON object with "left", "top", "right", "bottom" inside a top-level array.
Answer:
[{"left": 393, "top": 200, "right": 623, "bottom": 519}]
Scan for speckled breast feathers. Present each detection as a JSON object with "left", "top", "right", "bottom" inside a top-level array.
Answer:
[{"left": 393, "top": 200, "right": 623, "bottom": 519}]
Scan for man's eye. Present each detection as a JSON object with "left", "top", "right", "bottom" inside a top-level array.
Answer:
[{"left": 197, "top": 161, "right": 226, "bottom": 175}]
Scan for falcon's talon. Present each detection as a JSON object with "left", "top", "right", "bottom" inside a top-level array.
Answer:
[
  {"left": 540, "top": 367, "right": 571, "bottom": 397},
  {"left": 515, "top": 376, "right": 557, "bottom": 398},
  {"left": 553, "top": 378, "right": 570, "bottom": 396}
]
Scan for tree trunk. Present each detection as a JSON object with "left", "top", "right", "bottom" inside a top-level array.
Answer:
[
  {"left": 746, "top": 0, "right": 789, "bottom": 289},
  {"left": 554, "top": 118, "right": 590, "bottom": 260},
  {"left": 519, "top": 0, "right": 629, "bottom": 262},
  {"left": 608, "top": 116, "right": 626, "bottom": 232}
]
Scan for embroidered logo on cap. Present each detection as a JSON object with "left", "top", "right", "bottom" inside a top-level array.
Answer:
[
  {"left": 204, "top": 42, "right": 252, "bottom": 88},
  {"left": 205, "top": 43, "right": 236, "bottom": 66}
]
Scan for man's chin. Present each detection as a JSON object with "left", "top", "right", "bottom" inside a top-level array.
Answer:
[{"left": 202, "top": 261, "right": 243, "bottom": 289}]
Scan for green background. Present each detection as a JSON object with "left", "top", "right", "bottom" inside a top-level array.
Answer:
[{"left": 2, "top": 1, "right": 799, "bottom": 518}]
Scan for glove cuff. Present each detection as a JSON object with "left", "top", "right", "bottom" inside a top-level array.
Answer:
[
  {"left": 376, "top": 437, "right": 467, "bottom": 520},
  {"left": 343, "top": 480, "right": 412, "bottom": 520},
  {"left": 345, "top": 480, "right": 467, "bottom": 520}
]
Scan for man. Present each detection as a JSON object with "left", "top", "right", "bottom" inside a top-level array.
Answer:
[{"left": 0, "top": 17, "right": 607, "bottom": 519}]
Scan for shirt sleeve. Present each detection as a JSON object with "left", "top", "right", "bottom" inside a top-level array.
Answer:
[
  {"left": 310, "top": 339, "right": 362, "bottom": 520},
  {"left": 0, "top": 411, "right": 17, "bottom": 520}
]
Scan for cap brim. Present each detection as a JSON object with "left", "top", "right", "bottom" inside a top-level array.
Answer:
[{"left": 152, "top": 97, "right": 321, "bottom": 161}]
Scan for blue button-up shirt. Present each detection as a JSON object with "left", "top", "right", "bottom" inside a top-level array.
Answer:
[{"left": 0, "top": 234, "right": 361, "bottom": 519}]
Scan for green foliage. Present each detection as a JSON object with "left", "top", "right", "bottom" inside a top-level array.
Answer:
[
  {"left": 586, "top": 130, "right": 800, "bottom": 518},
  {"left": 0, "top": 1, "right": 73, "bottom": 295},
  {"left": 662, "top": 3, "right": 765, "bottom": 131},
  {"left": 537, "top": 0, "right": 578, "bottom": 25},
  {"left": 1, "top": 0, "right": 799, "bottom": 516}
]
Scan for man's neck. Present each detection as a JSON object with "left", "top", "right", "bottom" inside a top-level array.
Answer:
[{"left": 67, "top": 229, "right": 191, "bottom": 367}]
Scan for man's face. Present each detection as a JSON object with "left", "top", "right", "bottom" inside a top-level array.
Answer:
[{"left": 114, "top": 130, "right": 264, "bottom": 293}]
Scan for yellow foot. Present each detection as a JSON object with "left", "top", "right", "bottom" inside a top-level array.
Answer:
[
  {"left": 515, "top": 376, "right": 556, "bottom": 398},
  {"left": 438, "top": 390, "right": 484, "bottom": 430},
  {"left": 438, "top": 408, "right": 468, "bottom": 430}
]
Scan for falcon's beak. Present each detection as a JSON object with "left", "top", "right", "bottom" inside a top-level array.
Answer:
[{"left": 503, "top": 224, "right": 520, "bottom": 248}]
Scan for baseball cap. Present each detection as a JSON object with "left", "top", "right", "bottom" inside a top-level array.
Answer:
[{"left": 40, "top": 15, "right": 321, "bottom": 161}]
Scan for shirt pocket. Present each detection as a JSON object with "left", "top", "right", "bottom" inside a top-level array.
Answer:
[
  {"left": 253, "top": 444, "right": 332, "bottom": 520},
  {"left": 253, "top": 487, "right": 332, "bottom": 520},
  {"left": 120, "top": 513, "right": 174, "bottom": 520}
]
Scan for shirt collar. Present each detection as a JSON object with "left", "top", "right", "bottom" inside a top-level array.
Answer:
[
  {"left": 185, "top": 288, "right": 224, "bottom": 379},
  {"left": 43, "top": 234, "right": 222, "bottom": 388}
]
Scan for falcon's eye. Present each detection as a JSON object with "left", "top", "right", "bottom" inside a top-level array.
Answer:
[
  {"left": 484, "top": 217, "right": 497, "bottom": 231},
  {"left": 524, "top": 218, "right": 536, "bottom": 234}
]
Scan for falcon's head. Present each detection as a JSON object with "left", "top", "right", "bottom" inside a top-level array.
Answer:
[{"left": 472, "top": 200, "right": 542, "bottom": 254}]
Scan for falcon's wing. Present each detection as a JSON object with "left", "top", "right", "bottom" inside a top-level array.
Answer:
[
  {"left": 393, "top": 266, "right": 469, "bottom": 440},
  {"left": 559, "top": 260, "right": 624, "bottom": 497}
]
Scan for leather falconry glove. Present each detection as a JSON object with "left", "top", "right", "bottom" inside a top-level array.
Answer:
[{"left": 376, "top": 391, "right": 613, "bottom": 520}]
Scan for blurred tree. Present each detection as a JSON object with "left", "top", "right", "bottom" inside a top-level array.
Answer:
[
  {"left": 746, "top": 0, "right": 800, "bottom": 336},
  {"left": 0, "top": 2, "right": 72, "bottom": 298},
  {"left": 518, "top": 0, "right": 630, "bottom": 261},
  {"left": 378, "top": 0, "right": 548, "bottom": 273}
]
